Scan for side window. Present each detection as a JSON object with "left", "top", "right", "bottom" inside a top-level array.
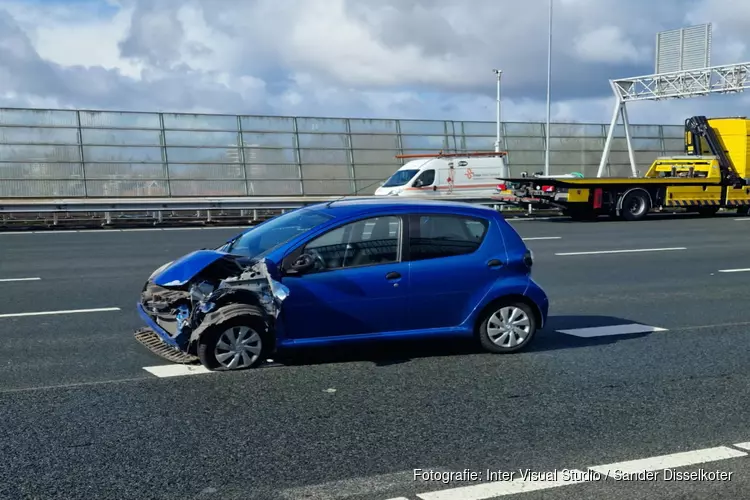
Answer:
[
  {"left": 415, "top": 169, "right": 435, "bottom": 187},
  {"left": 408, "top": 214, "right": 488, "bottom": 261},
  {"left": 304, "top": 216, "right": 401, "bottom": 272}
]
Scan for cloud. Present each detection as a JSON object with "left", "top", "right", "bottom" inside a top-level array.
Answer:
[
  {"left": 0, "top": 0, "right": 749, "bottom": 124},
  {"left": 573, "top": 26, "right": 648, "bottom": 64}
]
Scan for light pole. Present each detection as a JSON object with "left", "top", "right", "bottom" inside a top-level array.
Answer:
[
  {"left": 493, "top": 69, "right": 508, "bottom": 179},
  {"left": 493, "top": 69, "right": 502, "bottom": 154},
  {"left": 544, "top": 0, "right": 552, "bottom": 176}
]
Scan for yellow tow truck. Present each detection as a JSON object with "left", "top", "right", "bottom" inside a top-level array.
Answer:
[{"left": 493, "top": 116, "right": 750, "bottom": 221}]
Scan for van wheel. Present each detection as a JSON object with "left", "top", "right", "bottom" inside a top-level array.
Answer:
[
  {"left": 620, "top": 190, "right": 650, "bottom": 221},
  {"left": 477, "top": 301, "right": 537, "bottom": 354}
]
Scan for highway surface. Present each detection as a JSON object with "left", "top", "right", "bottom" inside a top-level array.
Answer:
[{"left": 1, "top": 213, "right": 750, "bottom": 500}]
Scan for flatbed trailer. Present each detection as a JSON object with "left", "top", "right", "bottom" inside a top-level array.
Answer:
[{"left": 493, "top": 116, "right": 750, "bottom": 221}]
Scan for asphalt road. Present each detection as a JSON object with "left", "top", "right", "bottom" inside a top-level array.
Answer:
[{"left": 1, "top": 213, "right": 750, "bottom": 500}]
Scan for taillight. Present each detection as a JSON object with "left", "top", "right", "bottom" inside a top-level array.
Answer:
[
  {"left": 497, "top": 183, "right": 506, "bottom": 191},
  {"left": 593, "top": 188, "right": 602, "bottom": 209},
  {"left": 541, "top": 185, "right": 555, "bottom": 192},
  {"left": 523, "top": 249, "right": 534, "bottom": 269}
]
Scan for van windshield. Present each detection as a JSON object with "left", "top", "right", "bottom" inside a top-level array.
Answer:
[{"left": 383, "top": 169, "right": 419, "bottom": 187}]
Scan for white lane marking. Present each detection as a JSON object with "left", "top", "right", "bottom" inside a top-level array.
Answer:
[
  {"left": 508, "top": 217, "right": 553, "bottom": 221},
  {"left": 0, "top": 307, "right": 121, "bottom": 318},
  {"left": 588, "top": 446, "right": 747, "bottom": 476},
  {"left": 0, "top": 277, "right": 41, "bottom": 282},
  {"left": 142, "top": 364, "right": 215, "bottom": 378},
  {"left": 522, "top": 236, "right": 562, "bottom": 241},
  {"left": 558, "top": 323, "right": 668, "bottom": 338},
  {"left": 0, "top": 376, "right": 153, "bottom": 395},
  {"left": 413, "top": 443, "right": 748, "bottom": 499},
  {"left": 416, "top": 470, "right": 588, "bottom": 500},
  {"left": 0, "top": 226, "right": 248, "bottom": 235},
  {"left": 718, "top": 268, "right": 750, "bottom": 273},
  {"left": 555, "top": 247, "right": 686, "bottom": 256},
  {"left": 733, "top": 442, "right": 750, "bottom": 451},
  {"left": 280, "top": 470, "right": 427, "bottom": 499}
]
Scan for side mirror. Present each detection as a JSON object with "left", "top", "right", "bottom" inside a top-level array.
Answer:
[
  {"left": 287, "top": 253, "right": 315, "bottom": 275},
  {"left": 413, "top": 179, "right": 424, "bottom": 188}
]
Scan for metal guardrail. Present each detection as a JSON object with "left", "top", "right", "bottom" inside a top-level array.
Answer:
[{"left": 0, "top": 195, "right": 504, "bottom": 214}]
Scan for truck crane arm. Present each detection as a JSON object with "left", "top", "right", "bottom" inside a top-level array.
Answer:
[{"left": 684, "top": 116, "right": 745, "bottom": 187}]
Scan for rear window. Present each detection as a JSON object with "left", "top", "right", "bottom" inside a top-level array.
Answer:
[{"left": 408, "top": 214, "right": 489, "bottom": 261}]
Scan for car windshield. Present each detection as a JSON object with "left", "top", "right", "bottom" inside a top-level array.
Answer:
[
  {"left": 382, "top": 169, "right": 419, "bottom": 187},
  {"left": 224, "top": 208, "right": 334, "bottom": 259}
]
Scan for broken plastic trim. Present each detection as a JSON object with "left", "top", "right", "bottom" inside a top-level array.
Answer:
[{"left": 139, "top": 256, "right": 290, "bottom": 357}]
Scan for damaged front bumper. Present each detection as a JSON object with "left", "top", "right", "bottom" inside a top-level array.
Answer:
[
  {"left": 134, "top": 256, "right": 288, "bottom": 365},
  {"left": 135, "top": 286, "right": 200, "bottom": 363}
]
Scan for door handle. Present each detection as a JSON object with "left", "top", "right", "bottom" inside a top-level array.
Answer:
[
  {"left": 487, "top": 259, "right": 503, "bottom": 268},
  {"left": 385, "top": 271, "right": 401, "bottom": 280}
]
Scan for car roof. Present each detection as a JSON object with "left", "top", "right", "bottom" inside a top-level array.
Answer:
[{"left": 305, "top": 197, "right": 498, "bottom": 218}]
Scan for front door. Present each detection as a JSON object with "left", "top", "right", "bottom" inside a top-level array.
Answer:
[{"left": 280, "top": 214, "right": 409, "bottom": 340}]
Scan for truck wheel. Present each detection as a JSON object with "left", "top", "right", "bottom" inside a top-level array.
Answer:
[
  {"left": 620, "top": 190, "right": 650, "bottom": 221},
  {"left": 697, "top": 206, "right": 720, "bottom": 217},
  {"left": 738, "top": 206, "right": 750, "bottom": 216}
]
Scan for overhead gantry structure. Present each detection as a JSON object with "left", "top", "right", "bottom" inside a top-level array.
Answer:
[{"left": 597, "top": 23, "right": 750, "bottom": 178}]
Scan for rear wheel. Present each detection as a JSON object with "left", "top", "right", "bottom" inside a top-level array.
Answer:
[
  {"left": 197, "top": 314, "right": 269, "bottom": 371},
  {"left": 620, "top": 190, "right": 650, "bottom": 221},
  {"left": 697, "top": 206, "right": 720, "bottom": 217},
  {"left": 477, "top": 301, "right": 538, "bottom": 354}
]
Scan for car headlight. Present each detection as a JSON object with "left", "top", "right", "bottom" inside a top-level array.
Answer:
[
  {"left": 190, "top": 281, "right": 214, "bottom": 302},
  {"left": 148, "top": 260, "right": 173, "bottom": 281}
]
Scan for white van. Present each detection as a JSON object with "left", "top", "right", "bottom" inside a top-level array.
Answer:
[{"left": 374, "top": 152, "right": 508, "bottom": 197}]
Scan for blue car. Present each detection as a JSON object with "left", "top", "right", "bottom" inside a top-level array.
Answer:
[{"left": 135, "top": 198, "right": 549, "bottom": 371}]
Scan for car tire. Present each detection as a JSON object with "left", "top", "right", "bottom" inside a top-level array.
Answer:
[
  {"left": 477, "top": 300, "right": 537, "bottom": 354},
  {"left": 197, "top": 312, "right": 270, "bottom": 371}
]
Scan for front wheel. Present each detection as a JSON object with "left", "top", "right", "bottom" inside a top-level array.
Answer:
[
  {"left": 477, "top": 301, "right": 538, "bottom": 354},
  {"left": 197, "top": 315, "right": 269, "bottom": 371}
]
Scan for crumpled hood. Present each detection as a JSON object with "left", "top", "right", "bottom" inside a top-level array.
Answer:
[{"left": 152, "top": 249, "right": 232, "bottom": 287}]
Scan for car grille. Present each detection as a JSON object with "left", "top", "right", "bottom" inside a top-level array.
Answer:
[{"left": 140, "top": 281, "right": 190, "bottom": 338}]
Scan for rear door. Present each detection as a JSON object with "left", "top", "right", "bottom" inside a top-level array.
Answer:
[{"left": 403, "top": 212, "right": 509, "bottom": 330}]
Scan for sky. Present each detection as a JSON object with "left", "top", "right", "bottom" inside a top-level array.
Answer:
[{"left": 0, "top": 0, "right": 749, "bottom": 125}]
